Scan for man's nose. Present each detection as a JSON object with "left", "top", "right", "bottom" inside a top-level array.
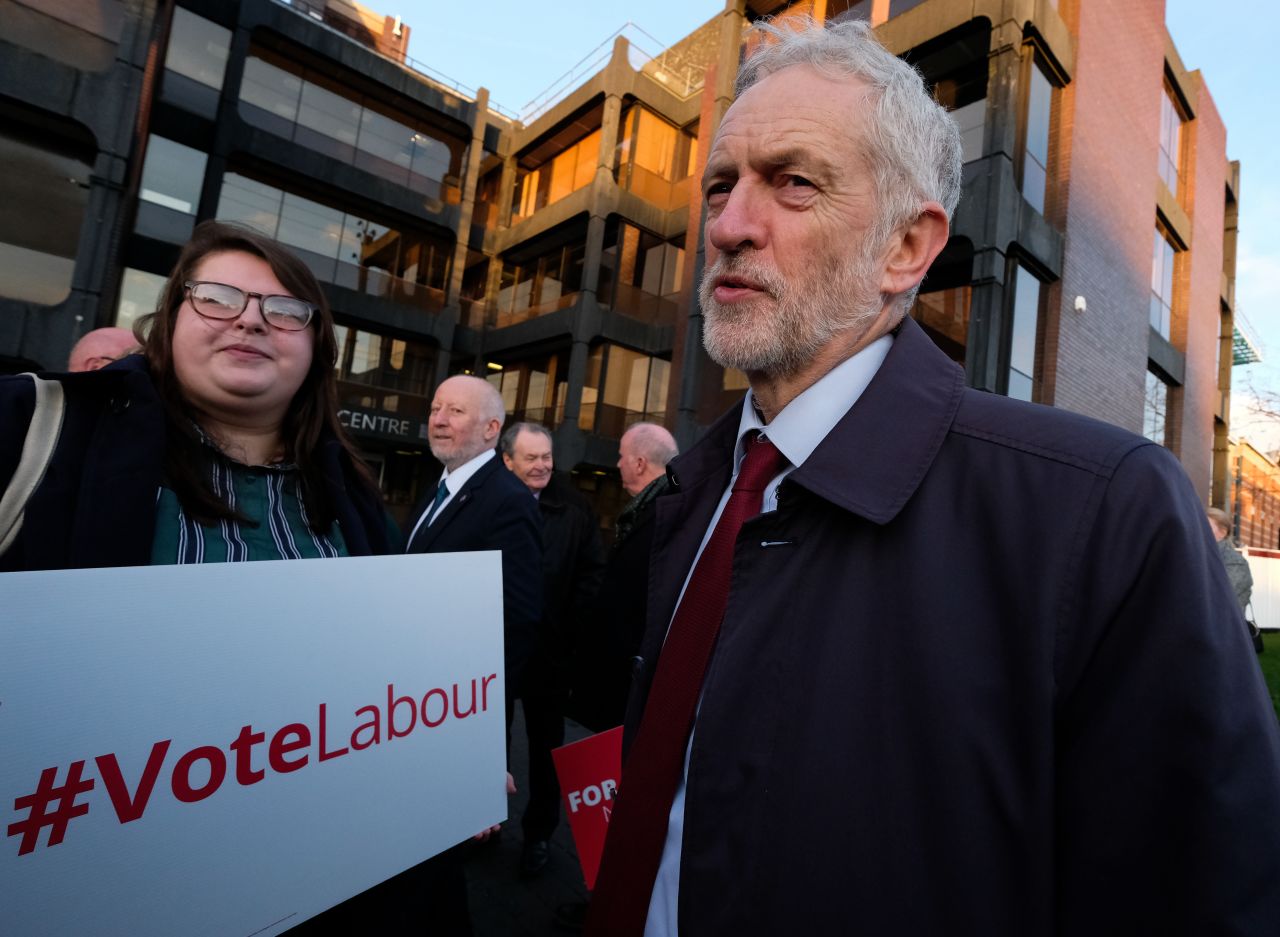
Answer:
[{"left": 707, "top": 184, "right": 767, "bottom": 255}]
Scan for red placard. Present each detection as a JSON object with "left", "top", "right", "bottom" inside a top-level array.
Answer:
[{"left": 552, "top": 726, "right": 623, "bottom": 889}]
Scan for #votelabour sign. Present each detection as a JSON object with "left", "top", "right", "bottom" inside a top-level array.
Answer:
[{"left": 0, "top": 553, "right": 506, "bottom": 936}]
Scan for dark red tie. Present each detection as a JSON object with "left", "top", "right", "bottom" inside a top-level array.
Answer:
[{"left": 587, "top": 431, "right": 787, "bottom": 936}]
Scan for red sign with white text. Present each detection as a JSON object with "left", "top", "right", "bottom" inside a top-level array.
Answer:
[{"left": 552, "top": 726, "right": 623, "bottom": 889}]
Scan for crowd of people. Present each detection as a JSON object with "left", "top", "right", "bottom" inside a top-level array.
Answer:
[{"left": 3, "top": 15, "right": 1279, "bottom": 937}]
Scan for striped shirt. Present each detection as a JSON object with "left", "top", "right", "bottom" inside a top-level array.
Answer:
[{"left": 151, "top": 456, "right": 346, "bottom": 565}]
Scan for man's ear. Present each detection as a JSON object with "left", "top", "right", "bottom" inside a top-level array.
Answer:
[
  {"left": 484, "top": 418, "right": 502, "bottom": 443},
  {"left": 501, "top": 452, "right": 515, "bottom": 471},
  {"left": 879, "top": 201, "right": 950, "bottom": 298}
]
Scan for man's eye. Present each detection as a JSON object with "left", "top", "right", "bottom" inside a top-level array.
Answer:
[
  {"left": 784, "top": 174, "right": 814, "bottom": 188},
  {"left": 705, "top": 181, "right": 732, "bottom": 203}
]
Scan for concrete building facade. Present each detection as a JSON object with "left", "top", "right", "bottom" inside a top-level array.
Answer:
[{"left": 0, "top": 0, "right": 1244, "bottom": 527}]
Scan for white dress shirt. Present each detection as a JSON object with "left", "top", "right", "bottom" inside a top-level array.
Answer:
[{"left": 644, "top": 333, "right": 893, "bottom": 937}]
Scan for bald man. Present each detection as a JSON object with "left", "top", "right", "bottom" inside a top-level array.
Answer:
[
  {"left": 67, "top": 327, "right": 138, "bottom": 372},
  {"left": 405, "top": 375, "right": 543, "bottom": 685}
]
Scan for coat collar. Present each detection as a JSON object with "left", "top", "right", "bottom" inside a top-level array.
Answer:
[{"left": 669, "top": 317, "right": 965, "bottom": 525}]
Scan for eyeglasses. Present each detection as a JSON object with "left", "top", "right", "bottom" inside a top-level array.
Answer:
[{"left": 184, "top": 281, "right": 316, "bottom": 332}]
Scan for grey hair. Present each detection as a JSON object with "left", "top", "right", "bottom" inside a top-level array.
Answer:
[
  {"left": 623, "top": 422, "right": 678, "bottom": 468},
  {"left": 499, "top": 421, "right": 552, "bottom": 457},
  {"left": 470, "top": 376, "right": 507, "bottom": 425},
  {"left": 737, "top": 16, "right": 962, "bottom": 302},
  {"left": 1206, "top": 507, "right": 1232, "bottom": 535}
]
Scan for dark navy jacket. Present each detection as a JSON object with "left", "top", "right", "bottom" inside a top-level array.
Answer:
[
  {"left": 622, "top": 318, "right": 1280, "bottom": 935},
  {"left": 403, "top": 452, "right": 542, "bottom": 690},
  {"left": 0, "top": 356, "right": 391, "bottom": 571}
]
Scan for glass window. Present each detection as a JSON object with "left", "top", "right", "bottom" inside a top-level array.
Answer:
[
  {"left": 949, "top": 100, "right": 985, "bottom": 164},
  {"left": 1150, "top": 228, "right": 1176, "bottom": 339},
  {"left": 336, "top": 327, "right": 434, "bottom": 403},
  {"left": 1158, "top": 84, "right": 1183, "bottom": 196},
  {"left": 888, "top": 0, "right": 929, "bottom": 16},
  {"left": 1023, "top": 62, "right": 1053, "bottom": 214},
  {"left": 512, "top": 129, "right": 599, "bottom": 221},
  {"left": 139, "top": 136, "right": 207, "bottom": 214},
  {"left": 240, "top": 58, "right": 303, "bottom": 130},
  {"left": 296, "top": 82, "right": 361, "bottom": 162},
  {"left": 216, "top": 173, "right": 285, "bottom": 235},
  {"left": 911, "top": 285, "right": 971, "bottom": 365},
  {"left": 1143, "top": 370, "right": 1169, "bottom": 446},
  {"left": 164, "top": 8, "right": 230, "bottom": 90},
  {"left": 0, "top": 131, "right": 92, "bottom": 306},
  {"left": 1008, "top": 266, "right": 1042, "bottom": 401},
  {"left": 357, "top": 109, "right": 413, "bottom": 174},
  {"left": 216, "top": 173, "right": 451, "bottom": 309},
  {"left": 238, "top": 53, "right": 465, "bottom": 196},
  {"left": 579, "top": 343, "right": 669, "bottom": 435},
  {"left": 277, "top": 192, "right": 345, "bottom": 261},
  {"left": 115, "top": 268, "right": 167, "bottom": 330}
]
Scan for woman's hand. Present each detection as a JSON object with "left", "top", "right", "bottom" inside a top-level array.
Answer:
[{"left": 472, "top": 772, "right": 517, "bottom": 841}]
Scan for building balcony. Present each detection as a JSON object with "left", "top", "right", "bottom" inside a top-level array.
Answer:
[
  {"left": 461, "top": 291, "right": 582, "bottom": 330},
  {"left": 603, "top": 282, "right": 679, "bottom": 327},
  {"left": 617, "top": 163, "right": 692, "bottom": 212}
]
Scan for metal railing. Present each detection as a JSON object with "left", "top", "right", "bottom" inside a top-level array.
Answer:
[
  {"left": 520, "top": 22, "right": 707, "bottom": 124},
  {"left": 269, "top": 0, "right": 518, "bottom": 120}
]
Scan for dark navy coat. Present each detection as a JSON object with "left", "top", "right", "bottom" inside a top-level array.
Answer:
[
  {"left": 403, "top": 452, "right": 542, "bottom": 689},
  {"left": 623, "top": 318, "right": 1280, "bottom": 935}
]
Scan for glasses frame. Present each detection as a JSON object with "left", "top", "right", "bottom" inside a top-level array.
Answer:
[{"left": 183, "top": 280, "right": 318, "bottom": 332}]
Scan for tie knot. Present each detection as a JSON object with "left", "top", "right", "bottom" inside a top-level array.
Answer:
[{"left": 733, "top": 432, "right": 787, "bottom": 494}]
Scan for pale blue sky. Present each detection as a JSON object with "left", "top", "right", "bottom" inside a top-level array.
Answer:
[
  {"left": 394, "top": 0, "right": 1274, "bottom": 433},
  {"left": 1165, "top": 0, "right": 1278, "bottom": 442}
]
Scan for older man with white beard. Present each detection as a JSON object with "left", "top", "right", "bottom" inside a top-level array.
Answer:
[{"left": 586, "top": 18, "right": 1280, "bottom": 937}]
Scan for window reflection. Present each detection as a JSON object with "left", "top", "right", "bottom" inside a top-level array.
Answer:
[
  {"left": 0, "top": 130, "right": 92, "bottom": 306},
  {"left": 484, "top": 352, "right": 570, "bottom": 428},
  {"left": 511, "top": 129, "right": 600, "bottom": 222},
  {"left": 911, "top": 285, "right": 971, "bottom": 365},
  {"left": 139, "top": 136, "right": 207, "bottom": 214},
  {"left": 333, "top": 323, "right": 435, "bottom": 415},
  {"left": 615, "top": 106, "right": 696, "bottom": 210},
  {"left": 239, "top": 51, "right": 463, "bottom": 201},
  {"left": 580, "top": 344, "right": 670, "bottom": 437},
  {"left": 597, "top": 219, "right": 683, "bottom": 326},
  {"left": 115, "top": 268, "right": 167, "bottom": 330},
  {"left": 1144, "top": 370, "right": 1169, "bottom": 446},
  {"left": 217, "top": 173, "right": 452, "bottom": 311},
  {"left": 1023, "top": 63, "right": 1053, "bottom": 214},
  {"left": 1008, "top": 266, "right": 1042, "bottom": 401},
  {"left": 494, "top": 241, "right": 585, "bottom": 326},
  {"left": 1150, "top": 228, "right": 1176, "bottom": 339},
  {"left": 164, "top": 8, "right": 230, "bottom": 90},
  {"left": 1158, "top": 84, "right": 1184, "bottom": 197}
]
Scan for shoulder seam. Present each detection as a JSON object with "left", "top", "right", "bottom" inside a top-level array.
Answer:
[{"left": 950, "top": 420, "right": 1154, "bottom": 477}]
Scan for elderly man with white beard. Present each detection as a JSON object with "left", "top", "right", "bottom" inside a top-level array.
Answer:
[{"left": 585, "top": 17, "right": 1280, "bottom": 937}]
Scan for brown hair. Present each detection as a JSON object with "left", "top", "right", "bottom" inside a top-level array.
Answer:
[{"left": 136, "top": 220, "right": 376, "bottom": 528}]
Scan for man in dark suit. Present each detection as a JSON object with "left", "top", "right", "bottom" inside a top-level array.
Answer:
[
  {"left": 404, "top": 374, "right": 542, "bottom": 687},
  {"left": 587, "top": 18, "right": 1280, "bottom": 937},
  {"left": 499, "top": 421, "right": 604, "bottom": 876}
]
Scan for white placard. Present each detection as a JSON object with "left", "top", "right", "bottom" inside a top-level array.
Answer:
[{"left": 0, "top": 553, "right": 506, "bottom": 936}]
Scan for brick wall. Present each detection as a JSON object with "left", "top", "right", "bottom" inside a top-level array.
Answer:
[
  {"left": 1052, "top": 0, "right": 1166, "bottom": 437},
  {"left": 1178, "top": 82, "right": 1228, "bottom": 501}
]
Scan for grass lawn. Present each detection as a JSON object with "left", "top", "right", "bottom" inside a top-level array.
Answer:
[{"left": 1259, "top": 632, "right": 1280, "bottom": 721}]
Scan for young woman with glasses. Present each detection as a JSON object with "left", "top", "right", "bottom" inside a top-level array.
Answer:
[{"left": 0, "top": 220, "right": 393, "bottom": 569}]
